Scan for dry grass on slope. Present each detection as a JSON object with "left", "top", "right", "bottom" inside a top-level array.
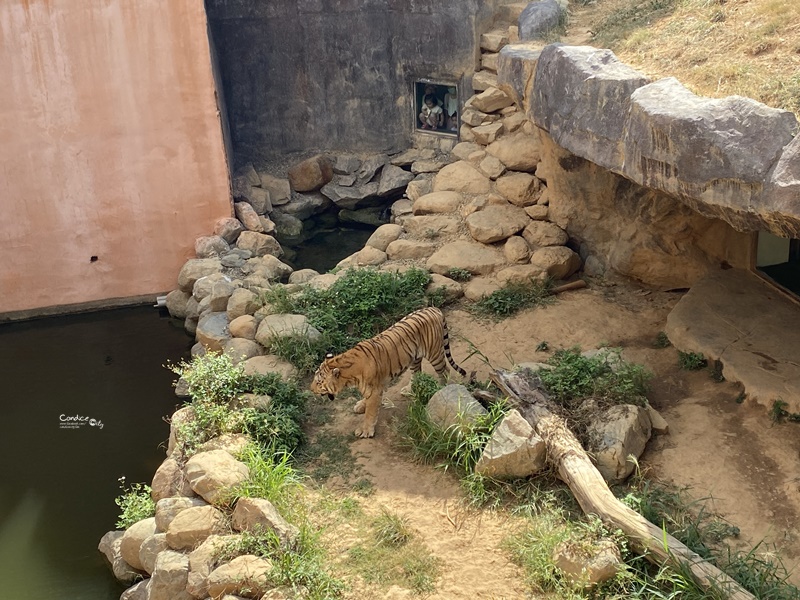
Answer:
[{"left": 582, "top": 0, "right": 800, "bottom": 116}]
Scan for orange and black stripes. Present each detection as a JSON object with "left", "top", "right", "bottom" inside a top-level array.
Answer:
[{"left": 309, "top": 307, "right": 467, "bottom": 398}]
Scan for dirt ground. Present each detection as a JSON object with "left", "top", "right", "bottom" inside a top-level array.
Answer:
[{"left": 313, "top": 279, "right": 800, "bottom": 597}]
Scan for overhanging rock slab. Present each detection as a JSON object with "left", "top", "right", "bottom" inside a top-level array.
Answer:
[{"left": 666, "top": 269, "right": 800, "bottom": 413}]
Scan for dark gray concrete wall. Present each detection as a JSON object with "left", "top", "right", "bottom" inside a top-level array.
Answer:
[{"left": 206, "top": 0, "right": 495, "bottom": 160}]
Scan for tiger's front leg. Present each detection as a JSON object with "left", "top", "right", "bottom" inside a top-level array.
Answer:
[{"left": 354, "top": 388, "right": 381, "bottom": 438}]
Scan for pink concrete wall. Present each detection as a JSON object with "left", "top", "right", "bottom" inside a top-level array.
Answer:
[{"left": 0, "top": 0, "right": 231, "bottom": 315}]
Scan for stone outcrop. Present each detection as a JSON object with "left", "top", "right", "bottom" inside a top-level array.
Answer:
[
  {"left": 165, "top": 505, "right": 228, "bottom": 551},
  {"left": 206, "top": 555, "right": 272, "bottom": 599},
  {"left": 518, "top": 0, "right": 568, "bottom": 41},
  {"left": 231, "top": 497, "right": 299, "bottom": 547},
  {"left": 287, "top": 154, "right": 333, "bottom": 192},
  {"left": 426, "top": 384, "right": 488, "bottom": 431},
  {"left": 184, "top": 450, "right": 250, "bottom": 505},
  {"left": 98, "top": 531, "right": 140, "bottom": 584},
  {"left": 553, "top": 538, "right": 621, "bottom": 588},
  {"left": 120, "top": 517, "right": 157, "bottom": 572},
  {"left": 475, "top": 409, "right": 547, "bottom": 479},
  {"left": 506, "top": 43, "right": 800, "bottom": 238},
  {"left": 254, "top": 314, "right": 322, "bottom": 348},
  {"left": 586, "top": 404, "right": 651, "bottom": 483}
]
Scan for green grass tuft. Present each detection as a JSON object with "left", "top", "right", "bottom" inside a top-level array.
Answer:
[{"left": 472, "top": 278, "right": 554, "bottom": 317}]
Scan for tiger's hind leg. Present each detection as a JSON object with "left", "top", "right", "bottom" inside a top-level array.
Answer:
[{"left": 400, "top": 357, "right": 423, "bottom": 397}]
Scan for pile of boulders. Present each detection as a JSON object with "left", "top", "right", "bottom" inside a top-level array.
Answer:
[{"left": 98, "top": 425, "right": 302, "bottom": 600}]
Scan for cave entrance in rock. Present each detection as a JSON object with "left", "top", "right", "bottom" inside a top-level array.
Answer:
[{"left": 755, "top": 230, "right": 800, "bottom": 297}]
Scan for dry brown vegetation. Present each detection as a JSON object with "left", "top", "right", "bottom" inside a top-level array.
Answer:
[{"left": 573, "top": 0, "right": 800, "bottom": 116}]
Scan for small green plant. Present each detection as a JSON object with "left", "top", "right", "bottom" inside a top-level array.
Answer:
[
  {"left": 226, "top": 444, "right": 303, "bottom": 512},
  {"left": 266, "top": 332, "right": 330, "bottom": 375},
  {"left": 168, "top": 351, "right": 245, "bottom": 403},
  {"left": 374, "top": 508, "right": 413, "bottom": 547},
  {"left": 538, "top": 347, "right": 652, "bottom": 409},
  {"left": 473, "top": 279, "right": 554, "bottom": 317},
  {"left": 678, "top": 351, "right": 707, "bottom": 371},
  {"left": 655, "top": 331, "right": 671, "bottom": 348},
  {"left": 721, "top": 542, "right": 800, "bottom": 599},
  {"left": 114, "top": 477, "right": 156, "bottom": 529},
  {"left": 261, "top": 268, "right": 433, "bottom": 371},
  {"left": 446, "top": 267, "right": 473, "bottom": 282},
  {"left": 770, "top": 399, "right": 800, "bottom": 424},
  {"left": 735, "top": 391, "right": 747, "bottom": 404},
  {"left": 536, "top": 340, "right": 549, "bottom": 352},
  {"left": 710, "top": 359, "right": 725, "bottom": 383}
]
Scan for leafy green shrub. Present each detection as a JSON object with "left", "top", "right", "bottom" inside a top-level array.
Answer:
[
  {"left": 168, "top": 357, "right": 309, "bottom": 456},
  {"left": 678, "top": 351, "right": 707, "bottom": 371},
  {"left": 537, "top": 348, "right": 652, "bottom": 410},
  {"left": 770, "top": 399, "right": 800, "bottom": 424},
  {"left": 114, "top": 478, "right": 155, "bottom": 529},
  {"left": 473, "top": 279, "right": 554, "bottom": 317},
  {"left": 258, "top": 268, "right": 433, "bottom": 372},
  {"left": 168, "top": 351, "right": 245, "bottom": 403},
  {"left": 446, "top": 267, "right": 472, "bottom": 282}
]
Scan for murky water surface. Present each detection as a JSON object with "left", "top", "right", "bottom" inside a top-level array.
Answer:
[{"left": 0, "top": 307, "right": 192, "bottom": 599}]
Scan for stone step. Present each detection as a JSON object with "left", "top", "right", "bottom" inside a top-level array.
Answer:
[
  {"left": 482, "top": 52, "right": 499, "bottom": 73},
  {"left": 472, "top": 70, "right": 498, "bottom": 92},
  {"left": 480, "top": 30, "right": 509, "bottom": 52}
]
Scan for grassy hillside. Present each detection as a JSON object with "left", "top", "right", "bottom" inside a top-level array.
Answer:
[{"left": 580, "top": 0, "right": 800, "bottom": 116}]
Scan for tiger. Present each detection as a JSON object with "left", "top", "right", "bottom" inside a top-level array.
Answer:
[{"left": 310, "top": 306, "right": 468, "bottom": 438}]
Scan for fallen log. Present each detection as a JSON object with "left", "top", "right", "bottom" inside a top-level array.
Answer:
[
  {"left": 550, "top": 279, "right": 587, "bottom": 295},
  {"left": 490, "top": 369, "right": 755, "bottom": 600}
]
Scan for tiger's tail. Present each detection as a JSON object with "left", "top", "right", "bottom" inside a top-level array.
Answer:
[{"left": 441, "top": 311, "right": 468, "bottom": 379}]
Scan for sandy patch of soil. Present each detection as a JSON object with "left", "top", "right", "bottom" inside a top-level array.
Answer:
[{"left": 312, "top": 278, "right": 800, "bottom": 594}]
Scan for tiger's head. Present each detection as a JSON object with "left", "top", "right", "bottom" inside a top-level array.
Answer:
[{"left": 310, "top": 353, "right": 343, "bottom": 400}]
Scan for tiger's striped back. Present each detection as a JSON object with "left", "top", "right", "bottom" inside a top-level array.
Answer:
[{"left": 310, "top": 306, "right": 466, "bottom": 399}]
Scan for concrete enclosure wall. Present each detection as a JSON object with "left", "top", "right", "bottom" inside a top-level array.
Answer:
[
  {"left": 205, "top": 0, "right": 498, "bottom": 160},
  {"left": 0, "top": 0, "right": 232, "bottom": 316}
]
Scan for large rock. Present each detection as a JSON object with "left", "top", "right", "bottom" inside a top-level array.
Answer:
[
  {"left": 320, "top": 181, "right": 381, "bottom": 210},
  {"left": 197, "top": 433, "right": 251, "bottom": 456},
  {"left": 155, "top": 497, "right": 208, "bottom": 533},
  {"left": 195, "top": 235, "right": 229, "bottom": 259},
  {"left": 426, "top": 384, "right": 488, "bottom": 431},
  {"left": 207, "top": 555, "right": 272, "bottom": 599},
  {"left": 149, "top": 549, "right": 191, "bottom": 600},
  {"left": 497, "top": 43, "right": 542, "bottom": 111},
  {"left": 530, "top": 246, "right": 582, "bottom": 279},
  {"left": 405, "top": 175, "right": 434, "bottom": 202},
  {"left": 260, "top": 174, "right": 291, "bottom": 205},
  {"left": 475, "top": 409, "right": 547, "bottom": 479},
  {"left": 432, "top": 161, "right": 491, "bottom": 194},
  {"left": 337, "top": 246, "right": 387, "bottom": 268},
  {"left": 522, "top": 220, "right": 568, "bottom": 248},
  {"left": 469, "top": 86, "right": 514, "bottom": 113},
  {"left": 152, "top": 456, "right": 195, "bottom": 499},
  {"left": 236, "top": 186, "right": 271, "bottom": 215},
  {"left": 231, "top": 498, "right": 299, "bottom": 547},
  {"left": 280, "top": 192, "right": 331, "bottom": 221},
  {"left": 139, "top": 532, "right": 169, "bottom": 575},
  {"left": 486, "top": 133, "right": 541, "bottom": 172},
  {"left": 504, "top": 235, "right": 531, "bottom": 263},
  {"left": 403, "top": 215, "right": 461, "bottom": 237},
  {"left": 472, "top": 121, "right": 504, "bottom": 146},
  {"left": 426, "top": 274, "right": 464, "bottom": 302},
  {"left": 338, "top": 207, "right": 387, "bottom": 227},
  {"left": 193, "top": 273, "right": 229, "bottom": 302},
  {"left": 227, "top": 288, "right": 261, "bottom": 322},
  {"left": 427, "top": 241, "right": 505, "bottom": 276},
  {"left": 98, "top": 531, "right": 140, "bottom": 584},
  {"left": 553, "top": 538, "right": 621, "bottom": 588},
  {"left": 166, "top": 289, "right": 192, "bottom": 320},
  {"left": 119, "top": 517, "right": 157, "bottom": 572},
  {"left": 413, "top": 191, "right": 463, "bottom": 215},
  {"left": 764, "top": 134, "right": 800, "bottom": 237},
  {"left": 622, "top": 77, "right": 798, "bottom": 233},
  {"left": 166, "top": 504, "right": 229, "bottom": 551},
  {"left": 495, "top": 264, "right": 546, "bottom": 285},
  {"left": 255, "top": 314, "right": 321, "bottom": 347},
  {"left": 196, "top": 312, "right": 230, "bottom": 352},
  {"left": 236, "top": 231, "right": 283, "bottom": 258},
  {"left": 187, "top": 534, "right": 241, "bottom": 598},
  {"left": 287, "top": 154, "right": 333, "bottom": 192},
  {"left": 519, "top": 0, "right": 568, "bottom": 41},
  {"left": 586, "top": 404, "right": 651, "bottom": 483},
  {"left": 214, "top": 218, "right": 244, "bottom": 244},
  {"left": 366, "top": 224, "right": 403, "bottom": 251},
  {"left": 466, "top": 204, "right": 530, "bottom": 243},
  {"left": 241, "top": 355, "right": 298, "bottom": 380},
  {"left": 496, "top": 172, "right": 541, "bottom": 207},
  {"left": 120, "top": 580, "right": 150, "bottom": 600},
  {"left": 385, "top": 239, "right": 437, "bottom": 260},
  {"left": 234, "top": 202, "right": 264, "bottom": 233},
  {"left": 178, "top": 259, "right": 222, "bottom": 293},
  {"left": 269, "top": 210, "right": 306, "bottom": 245},
  {"left": 223, "top": 338, "right": 263, "bottom": 365},
  {"left": 184, "top": 450, "right": 250, "bottom": 505},
  {"left": 530, "top": 44, "right": 650, "bottom": 171},
  {"left": 229, "top": 314, "right": 257, "bottom": 340},
  {"left": 378, "top": 164, "right": 415, "bottom": 196},
  {"left": 244, "top": 255, "right": 293, "bottom": 282}
]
